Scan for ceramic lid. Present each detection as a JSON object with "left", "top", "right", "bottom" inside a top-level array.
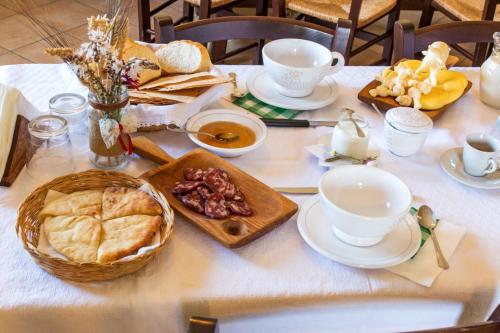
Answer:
[{"left": 385, "top": 107, "right": 433, "bottom": 134}]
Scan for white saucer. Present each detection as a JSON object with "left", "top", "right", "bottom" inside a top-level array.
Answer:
[
  {"left": 297, "top": 195, "right": 421, "bottom": 269},
  {"left": 246, "top": 68, "right": 338, "bottom": 110},
  {"left": 440, "top": 147, "right": 500, "bottom": 190}
]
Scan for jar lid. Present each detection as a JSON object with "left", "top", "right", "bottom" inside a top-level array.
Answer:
[
  {"left": 385, "top": 107, "right": 433, "bottom": 133},
  {"left": 49, "top": 93, "right": 87, "bottom": 115},
  {"left": 28, "top": 115, "right": 68, "bottom": 139}
]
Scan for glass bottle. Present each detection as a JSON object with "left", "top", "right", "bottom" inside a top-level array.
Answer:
[
  {"left": 88, "top": 88, "right": 129, "bottom": 170},
  {"left": 480, "top": 32, "right": 500, "bottom": 109}
]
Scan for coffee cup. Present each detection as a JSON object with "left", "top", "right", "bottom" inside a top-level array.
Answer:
[
  {"left": 463, "top": 133, "right": 500, "bottom": 177},
  {"left": 262, "top": 39, "right": 345, "bottom": 98}
]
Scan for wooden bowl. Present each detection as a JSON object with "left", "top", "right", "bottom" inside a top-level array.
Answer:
[{"left": 16, "top": 170, "right": 174, "bottom": 282}]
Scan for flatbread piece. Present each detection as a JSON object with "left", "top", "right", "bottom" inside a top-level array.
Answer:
[
  {"left": 40, "top": 189, "right": 103, "bottom": 220},
  {"left": 102, "top": 187, "right": 162, "bottom": 220},
  {"left": 44, "top": 215, "right": 102, "bottom": 263},
  {"left": 97, "top": 215, "right": 162, "bottom": 263}
]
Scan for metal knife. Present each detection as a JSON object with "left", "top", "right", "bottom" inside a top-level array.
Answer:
[
  {"left": 261, "top": 118, "right": 338, "bottom": 127},
  {"left": 273, "top": 187, "right": 319, "bottom": 194}
]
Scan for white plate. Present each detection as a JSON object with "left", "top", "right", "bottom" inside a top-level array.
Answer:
[
  {"left": 297, "top": 195, "right": 421, "bottom": 269},
  {"left": 440, "top": 147, "right": 500, "bottom": 190},
  {"left": 185, "top": 108, "right": 267, "bottom": 157},
  {"left": 246, "top": 68, "right": 338, "bottom": 110}
]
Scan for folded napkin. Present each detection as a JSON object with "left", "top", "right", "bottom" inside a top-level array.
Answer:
[
  {"left": 387, "top": 208, "right": 466, "bottom": 287},
  {"left": 0, "top": 84, "right": 20, "bottom": 180},
  {"left": 233, "top": 92, "right": 300, "bottom": 119},
  {"left": 306, "top": 143, "right": 379, "bottom": 168}
]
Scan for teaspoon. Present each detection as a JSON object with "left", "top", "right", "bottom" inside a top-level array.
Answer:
[
  {"left": 166, "top": 123, "right": 239, "bottom": 142},
  {"left": 417, "top": 205, "right": 449, "bottom": 269}
]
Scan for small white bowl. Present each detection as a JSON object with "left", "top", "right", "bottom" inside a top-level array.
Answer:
[
  {"left": 185, "top": 108, "right": 268, "bottom": 157},
  {"left": 319, "top": 165, "right": 412, "bottom": 247}
]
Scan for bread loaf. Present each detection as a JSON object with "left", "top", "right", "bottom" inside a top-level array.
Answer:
[
  {"left": 121, "top": 39, "right": 162, "bottom": 85},
  {"left": 155, "top": 40, "right": 211, "bottom": 74}
]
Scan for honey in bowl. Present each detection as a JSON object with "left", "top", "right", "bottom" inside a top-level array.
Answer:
[{"left": 197, "top": 121, "right": 256, "bottom": 148}]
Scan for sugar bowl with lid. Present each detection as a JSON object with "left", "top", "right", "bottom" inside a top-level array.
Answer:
[{"left": 383, "top": 107, "right": 433, "bottom": 156}]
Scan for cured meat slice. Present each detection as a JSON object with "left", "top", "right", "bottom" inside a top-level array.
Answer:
[
  {"left": 197, "top": 186, "right": 212, "bottom": 200},
  {"left": 181, "top": 191, "right": 205, "bottom": 214},
  {"left": 184, "top": 168, "right": 204, "bottom": 181},
  {"left": 227, "top": 200, "right": 253, "bottom": 216},
  {"left": 204, "top": 167, "right": 230, "bottom": 182},
  {"left": 205, "top": 193, "right": 229, "bottom": 219},
  {"left": 204, "top": 169, "right": 229, "bottom": 194},
  {"left": 172, "top": 181, "right": 204, "bottom": 194},
  {"left": 223, "top": 182, "right": 236, "bottom": 199},
  {"left": 232, "top": 188, "right": 245, "bottom": 202}
]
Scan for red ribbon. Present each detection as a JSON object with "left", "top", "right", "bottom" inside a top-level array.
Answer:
[{"left": 118, "top": 124, "right": 134, "bottom": 155}]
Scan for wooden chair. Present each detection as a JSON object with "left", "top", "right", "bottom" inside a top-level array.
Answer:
[
  {"left": 187, "top": 304, "right": 500, "bottom": 333},
  {"left": 393, "top": 20, "right": 500, "bottom": 66},
  {"left": 418, "top": 0, "right": 500, "bottom": 65},
  {"left": 153, "top": 15, "right": 353, "bottom": 64},
  {"left": 137, "top": 0, "right": 269, "bottom": 42},
  {"left": 271, "top": 0, "right": 403, "bottom": 65}
]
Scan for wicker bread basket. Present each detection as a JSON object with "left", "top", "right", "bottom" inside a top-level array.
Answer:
[{"left": 16, "top": 170, "right": 174, "bottom": 282}]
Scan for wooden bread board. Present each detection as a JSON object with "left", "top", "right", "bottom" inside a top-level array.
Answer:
[
  {"left": 358, "top": 80, "right": 472, "bottom": 120},
  {"left": 137, "top": 137, "right": 298, "bottom": 248},
  {"left": 1, "top": 115, "right": 29, "bottom": 187}
]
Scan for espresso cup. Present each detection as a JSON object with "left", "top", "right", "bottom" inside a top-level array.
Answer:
[
  {"left": 262, "top": 39, "right": 345, "bottom": 98},
  {"left": 463, "top": 133, "right": 500, "bottom": 177}
]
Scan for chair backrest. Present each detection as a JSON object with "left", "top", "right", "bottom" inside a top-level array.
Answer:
[
  {"left": 153, "top": 15, "right": 353, "bottom": 64},
  {"left": 392, "top": 20, "right": 500, "bottom": 65},
  {"left": 187, "top": 304, "right": 500, "bottom": 333}
]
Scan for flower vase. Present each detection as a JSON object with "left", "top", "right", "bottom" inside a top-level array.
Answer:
[{"left": 88, "top": 89, "right": 130, "bottom": 170}]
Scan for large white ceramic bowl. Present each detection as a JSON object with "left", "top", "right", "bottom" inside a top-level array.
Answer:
[
  {"left": 185, "top": 108, "right": 267, "bottom": 158},
  {"left": 319, "top": 165, "right": 412, "bottom": 247},
  {"left": 262, "top": 38, "right": 344, "bottom": 97}
]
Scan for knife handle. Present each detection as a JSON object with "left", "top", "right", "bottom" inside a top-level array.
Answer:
[{"left": 261, "top": 118, "right": 309, "bottom": 127}]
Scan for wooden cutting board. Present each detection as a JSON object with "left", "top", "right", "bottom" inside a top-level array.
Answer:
[
  {"left": 1, "top": 115, "right": 29, "bottom": 187},
  {"left": 136, "top": 137, "right": 298, "bottom": 248}
]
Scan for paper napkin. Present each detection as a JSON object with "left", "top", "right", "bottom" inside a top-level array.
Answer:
[
  {"left": 306, "top": 143, "right": 379, "bottom": 168},
  {"left": 387, "top": 211, "right": 466, "bottom": 287},
  {"left": 233, "top": 92, "right": 301, "bottom": 119}
]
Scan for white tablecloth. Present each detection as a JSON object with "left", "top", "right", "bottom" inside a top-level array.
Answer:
[{"left": 0, "top": 64, "right": 499, "bottom": 333}]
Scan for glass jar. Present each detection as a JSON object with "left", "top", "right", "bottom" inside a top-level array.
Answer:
[
  {"left": 331, "top": 109, "right": 370, "bottom": 160},
  {"left": 26, "top": 115, "right": 75, "bottom": 181},
  {"left": 480, "top": 32, "right": 500, "bottom": 109},
  {"left": 49, "top": 93, "right": 88, "bottom": 135},
  {"left": 88, "top": 89, "right": 129, "bottom": 170},
  {"left": 383, "top": 107, "right": 433, "bottom": 157}
]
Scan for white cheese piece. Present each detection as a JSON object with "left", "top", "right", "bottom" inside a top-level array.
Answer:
[{"left": 0, "top": 84, "right": 20, "bottom": 179}]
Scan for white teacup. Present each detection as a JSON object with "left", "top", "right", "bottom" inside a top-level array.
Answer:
[
  {"left": 463, "top": 133, "right": 500, "bottom": 177},
  {"left": 319, "top": 166, "right": 412, "bottom": 247},
  {"left": 262, "top": 39, "right": 345, "bottom": 98}
]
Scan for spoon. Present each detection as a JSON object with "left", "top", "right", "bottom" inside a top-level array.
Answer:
[
  {"left": 229, "top": 72, "right": 244, "bottom": 98},
  {"left": 343, "top": 108, "right": 365, "bottom": 138},
  {"left": 165, "top": 123, "right": 239, "bottom": 142},
  {"left": 417, "top": 205, "right": 449, "bottom": 270}
]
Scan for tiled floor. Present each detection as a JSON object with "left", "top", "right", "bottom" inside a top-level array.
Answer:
[{"left": 0, "top": 0, "right": 466, "bottom": 66}]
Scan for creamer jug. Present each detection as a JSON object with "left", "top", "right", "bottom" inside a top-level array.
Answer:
[{"left": 480, "top": 32, "right": 500, "bottom": 109}]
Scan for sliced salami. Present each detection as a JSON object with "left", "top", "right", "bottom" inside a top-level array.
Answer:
[
  {"left": 183, "top": 168, "right": 204, "bottom": 181},
  {"left": 204, "top": 169, "right": 229, "bottom": 194},
  {"left": 172, "top": 181, "right": 204, "bottom": 194},
  {"left": 205, "top": 193, "right": 229, "bottom": 219},
  {"left": 227, "top": 200, "right": 253, "bottom": 216},
  {"left": 224, "top": 182, "right": 236, "bottom": 199},
  {"left": 232, "top": 188, "right": 245, "bottom": 202},
  {"left": 181, "top": 190, "right": 205, "bottom": 214},
  {"left": 197, "top": 185, "right": 212, "bottom": 200}
]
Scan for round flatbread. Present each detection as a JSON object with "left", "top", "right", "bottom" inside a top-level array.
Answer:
[{"left": 39, "top": 189, "right": 103, "bottom": 220}]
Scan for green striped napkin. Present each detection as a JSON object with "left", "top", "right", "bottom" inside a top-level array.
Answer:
[
  {"left": 409, "top": 207, "right": 437, "bottom": 259},
  {"left": 233, "top": 93, "right": 301, "bottom": 119}
]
